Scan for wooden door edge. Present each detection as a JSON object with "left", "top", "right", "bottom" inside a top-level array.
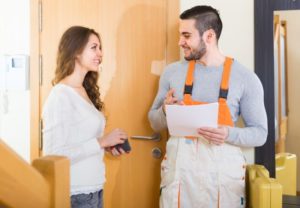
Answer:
[{"left": 30, "top": 0, "right": 41, "bottom": 161}]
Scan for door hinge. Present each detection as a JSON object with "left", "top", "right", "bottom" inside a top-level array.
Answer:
[
  {"left": 39, "top": 54, "right": 43, "bottom": 85},
  {"left": 38, "top": 0, "right": 43, "bottom": 32},
  {"left": 39, "top": 119, "right": 43, "bottom": 150}
]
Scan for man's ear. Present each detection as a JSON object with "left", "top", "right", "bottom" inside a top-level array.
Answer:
[{"left": 203, "top": 29, "right": 215, "bottom": 43}]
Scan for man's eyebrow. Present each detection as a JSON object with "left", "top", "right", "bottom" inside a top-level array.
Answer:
[{"left": 181, "top": 32, "right": 192, "bottom": 35}]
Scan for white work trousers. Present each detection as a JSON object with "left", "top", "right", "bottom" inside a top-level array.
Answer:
[{"left": 160, "top": 137, "right": 246, "bottom": 208}]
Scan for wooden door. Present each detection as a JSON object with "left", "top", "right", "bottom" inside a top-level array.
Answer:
[{"left": 30, "top": 0, "right": 179, "bottom": 207}]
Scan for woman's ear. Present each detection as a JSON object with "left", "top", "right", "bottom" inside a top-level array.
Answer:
[{"left": 74, "top": 53, "right": 81, "bottom": 62}]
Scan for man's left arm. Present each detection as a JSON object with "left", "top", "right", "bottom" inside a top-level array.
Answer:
[
  {"left": 198, "top": 73, "right": 268, "bottom": 147},
  {"left": 226, "top": 73, "right": 268, "bottom": 147}
]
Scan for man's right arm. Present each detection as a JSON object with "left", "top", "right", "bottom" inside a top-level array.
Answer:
[{"left": 148, "top": 69, "right": 170, "bottom": 132}]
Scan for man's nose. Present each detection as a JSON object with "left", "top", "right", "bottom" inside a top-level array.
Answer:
[{"left": 178, "top": 38, "right": 184, "bottom": 46}]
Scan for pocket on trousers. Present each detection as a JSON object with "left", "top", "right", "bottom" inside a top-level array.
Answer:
[
  {"left": 160, "top": 152, "right": 178, "bottom": 187},
  {"left": 219, "top": 162, "right": 246, "bottom": 208},
  {"left": 160, "top": 179, "right": 180, "bottom": 208}
]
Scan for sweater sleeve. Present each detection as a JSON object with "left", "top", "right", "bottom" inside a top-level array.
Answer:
[
  {"left": 148, "top": 68, "right": 170, "bottom": 132},
  {"left": 226, "top": 73, "right": 268, "bottom": 147},
  {"left": 42, "top": 92, "right": 101, "bottom": 164}
]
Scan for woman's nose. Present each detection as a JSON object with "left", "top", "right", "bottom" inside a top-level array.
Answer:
[{"left": 97, "top": 48, "right": 102, "bottom": 57}]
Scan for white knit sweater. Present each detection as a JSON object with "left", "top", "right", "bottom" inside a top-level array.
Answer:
[{"left": 42, "top": 84, "right": 106, "bottom": 195}]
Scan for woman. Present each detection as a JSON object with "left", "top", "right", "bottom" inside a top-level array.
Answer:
[{"left": 42, "top": 26, "right": 127, "bottom": 208}]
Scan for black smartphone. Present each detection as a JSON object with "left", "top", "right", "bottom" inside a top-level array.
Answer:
[{"left": 113, "top": 139, "right": 131, "bottom": 153}]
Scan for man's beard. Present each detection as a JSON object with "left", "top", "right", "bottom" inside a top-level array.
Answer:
[{"left": 184, "top": 39, "right": 206, "bottom": 61}]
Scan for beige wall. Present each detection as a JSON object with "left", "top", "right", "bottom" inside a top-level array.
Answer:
[
  {"left": 180, "top": 0, "right": 255, "bottom": 163},
  {"left": 275, "top": 10, "right": 300, "bottom": 192}
]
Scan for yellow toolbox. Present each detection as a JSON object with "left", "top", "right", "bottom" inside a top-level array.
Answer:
[
  {"left": 246, "top": 165, "right": 282, "bottom": 208},
  {"left": 276, "top": 153, "right": 297, "bottom": 196}
]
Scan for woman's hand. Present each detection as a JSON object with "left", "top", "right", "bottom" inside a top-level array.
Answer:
[
  {"left": 110, "top": 147, "right": 126, "bottom": 156},
  {"left": 98, "top": 128, "right": 127, "bottom": 148},
  {"left": 197, "top": 126, "right": 229, "bottom": 145}
]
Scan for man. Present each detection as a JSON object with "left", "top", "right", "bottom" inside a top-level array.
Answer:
[{"left": 148, "top": 5, "right": 267, "bottom": 208}]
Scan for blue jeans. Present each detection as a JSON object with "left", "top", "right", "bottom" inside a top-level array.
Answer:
[{"left": 71, "top": 190, "right": 103, "bottom": 208}]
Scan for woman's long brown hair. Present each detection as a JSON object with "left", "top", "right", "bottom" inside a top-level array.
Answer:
[{"left": 52, "top": 26, "right": 104, "bottom": 111}]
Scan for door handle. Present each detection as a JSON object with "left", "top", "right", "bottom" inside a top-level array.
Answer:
[{"left": 131, "top": 133, "right": 161, "bottom": 142}]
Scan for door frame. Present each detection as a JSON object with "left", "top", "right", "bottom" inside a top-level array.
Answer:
[
  {"left": 29, "top": 0, "right": 179, "bottom": 161},
  {"left": 254, "top": 0, "right": 300, "bottom": 177}
]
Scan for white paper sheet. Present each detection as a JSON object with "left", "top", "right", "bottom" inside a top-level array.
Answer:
[{"left": 165, "top": 102, "right": 219, "bottom": 137}]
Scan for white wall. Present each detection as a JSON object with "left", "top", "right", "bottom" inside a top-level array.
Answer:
[
  {"left": 0, "top": 0, "right": 30, "bottom": 162},
  {"left": 180, "top": 0, "right": 255, "bottom": 163},
  {"left": 275, "top": 10, "right": 300, "bottom": 192}
]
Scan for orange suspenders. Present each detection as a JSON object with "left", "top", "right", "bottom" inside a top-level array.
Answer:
[{"left": 183, "top": 57, "right": 234, "bottom": 127}]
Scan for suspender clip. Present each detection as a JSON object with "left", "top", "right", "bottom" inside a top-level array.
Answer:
[
  {"left": 184, "top": 85, "right": 193, "bottom": 95},
  {"left": 219, "top": 89, "right": 229, "bottom": 99}
]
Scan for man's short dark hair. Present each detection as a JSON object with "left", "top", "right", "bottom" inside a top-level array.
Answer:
[{"left": 180, "top": 5, "right": 223, "bottom": 40}]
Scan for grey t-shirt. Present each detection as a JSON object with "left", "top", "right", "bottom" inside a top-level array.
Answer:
[{"left": 148, "top": 60, "right": 267, "bottom": 147}]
